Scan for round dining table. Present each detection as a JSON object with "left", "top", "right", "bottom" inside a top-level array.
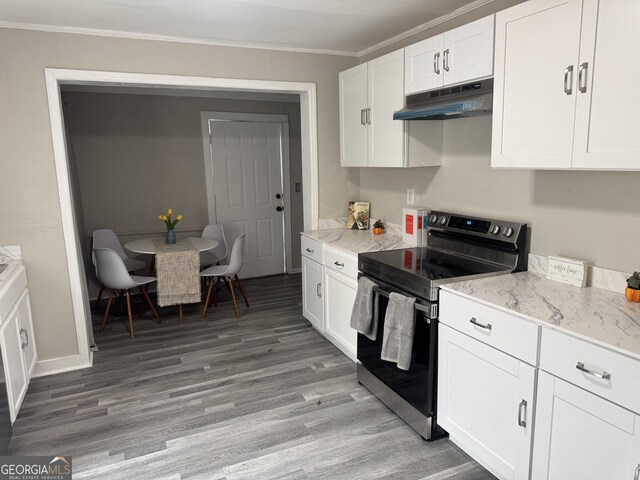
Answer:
[
  {"left": 124, "top": 237, "right": 219, "bottom": 323},
  {"left": 124, "top": 237, "right": 218, "bottom": 255}
]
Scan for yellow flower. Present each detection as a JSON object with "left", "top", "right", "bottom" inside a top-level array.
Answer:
[
  {"left": 176, "top": 214, "right": 183, "bottom": 221},
  {"left": 160, "top": 215, "right": 167, "bottom": 221},
  {"left": 167, "top": 208, "right": 173, "bottom": 216},
  {"left": 158, "top": 215, "right": 163, "bottom": 220}
]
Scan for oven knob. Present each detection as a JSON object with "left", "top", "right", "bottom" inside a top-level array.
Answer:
[
  {"left": 491, "top": 224, "right": 501, "bottom": 235},
  {"left": 429, "top": 214, "right": 438, "bottom": 225},
  {"left": 438, "top": 216, "right": 448, "bottom": 225},
  {"left": 503, "top": 227, "right": 514, "bottom": 238}
]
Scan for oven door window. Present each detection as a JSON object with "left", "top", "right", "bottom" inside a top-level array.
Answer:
[{"left": 357, "top": 293, "right": 436, "bottom": 417}]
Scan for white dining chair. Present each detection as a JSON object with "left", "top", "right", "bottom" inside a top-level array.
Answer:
[
  {"left": 200, "top": 234, "right": 250, "bottom": 320},
  {"left": 199, "top": 224, "right": 228, "bottom": 269},
  {"left": 94, "top": 247, "right": 160, "bottom": 337},
  {"left": 92, "top": 229, "right": 146, "bottom": 308}
]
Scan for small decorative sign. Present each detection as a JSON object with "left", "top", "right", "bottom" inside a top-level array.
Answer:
[{"left": 546, "top": 256, "right": 588, "bottom": 287}]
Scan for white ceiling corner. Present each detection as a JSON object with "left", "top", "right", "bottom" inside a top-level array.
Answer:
[{"left": 0, "top": 0, "right": 494, "bottom": 56}]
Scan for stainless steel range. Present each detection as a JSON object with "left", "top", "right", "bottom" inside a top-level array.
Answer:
[{"left": 357, "top": 211, "right": 527, "bottom": 440}]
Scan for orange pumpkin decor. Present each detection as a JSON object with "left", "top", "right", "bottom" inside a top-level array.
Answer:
[
  {"left": 626, "top": 287, "right": 640, "bottom": 303},
  {"left": 373, "top": 227, "right": 383, "bottom": 235},
  {"left": 626, "top": 272, "right": 640, "bottom": 303},
  {"left": 372, "top": 220, "right": 385, "bottom": 236}
]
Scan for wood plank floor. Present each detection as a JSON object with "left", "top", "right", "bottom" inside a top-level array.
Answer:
[{"left": 10, "top": 274, "right": 494, "bottom": 479}]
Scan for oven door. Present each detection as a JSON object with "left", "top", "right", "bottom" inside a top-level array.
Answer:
[{"left": 356, "top": 276, "right": 438, "bottom": 418}]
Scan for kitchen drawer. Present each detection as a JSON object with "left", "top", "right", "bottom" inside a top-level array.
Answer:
[
  {"left": 0, "top": 266, "right": 27, "bottom": 322},
  {"left": 324, "top": 246, "right": 357, "bottom": 279},
  {"left": 540, "top": 328, "right": 640, "bottom": 414},
  {"left": 439, "top": 290, "right": 540, "bottom": 365},
  {"left": 301, "top": 236, "right": 324, "bottom": 264}
]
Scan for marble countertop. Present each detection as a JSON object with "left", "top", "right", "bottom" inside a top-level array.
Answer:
[
  {"left": 441, "top": 272, "right": 640, "bottom": 361},
  {"left": 302, "top": 228, "right": 413, "bottom": 255}
]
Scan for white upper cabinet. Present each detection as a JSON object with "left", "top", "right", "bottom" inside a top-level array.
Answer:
[
  {"left": 339, "top": 50, "right": 442, "bottom": 168},
  {"left": 493, "top": 0, "right": 640, "bottom": 170},
  {"left": 572, "top": 0, "right": 640, "bottom": 169},
  {"left": 339, "top": 63, "right": 368, "bottom": 167},
  {"left": 405, "top": 15, "right": 495, "bottom": 95}
]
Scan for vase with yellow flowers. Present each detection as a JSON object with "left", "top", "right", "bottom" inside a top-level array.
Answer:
[{"left": 158, "top": 208, "right": 183, "bottom": 244}]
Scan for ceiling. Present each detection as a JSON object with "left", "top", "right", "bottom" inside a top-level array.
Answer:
[{"left": 0, "top": 0, "right": 490, "bottom": 56}]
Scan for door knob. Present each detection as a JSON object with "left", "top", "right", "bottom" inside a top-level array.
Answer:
[
  {"left": 276, "top": 206, "right": 284, "bottom": 212},
  {"left": 276, "top": 193, "right": 282, "bottom": 199}
]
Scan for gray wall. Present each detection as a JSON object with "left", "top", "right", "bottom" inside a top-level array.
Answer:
[
  {"left": 63, "top": 91, "right": 304, "bottom": 298},
  {"left": 359, "top": 116, "right": 640, "bottom": 272},
  {"left": 0, "top": 27, "right": 357, "bottom": 362}
]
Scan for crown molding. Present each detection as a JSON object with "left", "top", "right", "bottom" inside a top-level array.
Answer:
[
  {"left": 356, "top": 0, "right": 496, "bottom": 57},
  {"left": 0, "top": 21, "right": 358, "bottom": 57}
]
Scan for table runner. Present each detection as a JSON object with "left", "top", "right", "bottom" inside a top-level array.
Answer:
[{"left": 153, "top": 238, "right": 201, "bottom": 307}]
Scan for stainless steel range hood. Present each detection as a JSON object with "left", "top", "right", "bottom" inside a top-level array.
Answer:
[{"left": 393, "top": 78, "right": 493, "bottom": 120}]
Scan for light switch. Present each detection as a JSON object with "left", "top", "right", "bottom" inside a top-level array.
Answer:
[{"left": 406, "top": 188, "right": 415, "bottom": 205}]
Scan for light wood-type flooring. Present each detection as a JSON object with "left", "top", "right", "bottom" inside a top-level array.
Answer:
[{"left": 10, "top": 274, "right": 494, "bottom": 479}]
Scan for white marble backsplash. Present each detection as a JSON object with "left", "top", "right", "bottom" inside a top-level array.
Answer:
[
  {"left": 0, "top": 245, "right": 22, "bottom": 262},
  {"left": 318, "top": 218, "right": 348, "bottom": 229},
  {"left": 528, "top": 253, "right": 630, "bottom": 294}
]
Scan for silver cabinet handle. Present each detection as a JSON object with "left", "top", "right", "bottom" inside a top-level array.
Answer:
[
  {"left": 469, "top": 317, "right": 492, "bottom": 331},
  {"left": 518, "top": 399, "right": 527, "bottom": 427},
  {"left": 20, "top": 328, "right": 28, "bottom": 349},
  {"left": 576, "top": 361, "right": 611, "bottom": 380},
  {"left": 434, "top": 52, "right": 441, "bottom": 75},
  {"left": 564, "top": 65, "right": 574, "bottom": 95},
  {"left": 634, "top": 463, "right": 640, "bottom": 480},
  {"left": 443, "top": 49, "right": 450, "bottom": 72},
  {"left": 316, "top": 283, "right": 322, "bottom": 297},
  {"left": 305, "top": 247, "right": 314, "bottom": 254},
  {"left": 334, "top": 261, "right": 344, "bottom": 268},
  {"left": 578, "top": 62, "right": 588, "bottom": 93},
  {"left": 366, "top": 107, "right": 371, "bottom": 125},
  {"left": 360, "top": 108, "right": 366, "bottom": 125}
]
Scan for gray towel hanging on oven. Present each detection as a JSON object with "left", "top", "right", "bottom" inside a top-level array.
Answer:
[
  {"left": 350, "top": 276, "right": 380, "bottom": 340},
  {"left": 381, "top": 292, "right": 416, "bottom": 370}
]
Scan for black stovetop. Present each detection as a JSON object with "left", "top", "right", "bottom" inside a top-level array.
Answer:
[{"left": 358, "top": 247, "right": 512, "bottom": 302}]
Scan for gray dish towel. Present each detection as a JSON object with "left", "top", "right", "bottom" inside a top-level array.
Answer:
[
  {"left": 350, "top": 276, "right": 379, "bottom": 340},
  {"left": 381, "top": 292, "right": 416, "bottom": 371}
]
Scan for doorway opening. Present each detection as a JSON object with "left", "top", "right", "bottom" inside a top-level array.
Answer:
[{"left": 45, "top": 69, "right": 318, "bottom": 374}]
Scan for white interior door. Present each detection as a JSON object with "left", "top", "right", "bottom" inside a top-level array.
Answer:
[{"left": 210, "top": 120, "right": 285, "bottom": 278}]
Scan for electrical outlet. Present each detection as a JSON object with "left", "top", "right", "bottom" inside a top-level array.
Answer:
[{"left": 406, "top": 188, "right": 415, "bottom": 205}]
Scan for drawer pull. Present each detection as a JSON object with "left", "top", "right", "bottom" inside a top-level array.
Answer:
[
  {"left": 305, "top": 248, "right": 314, "bottom": 254},
  {"left": 634, "top": 463, "right": 640, "bottom": 480},
  {"left": 576, "top": 362, "right": 611, "bottom": 380},
  {"left": 20, "top": 328, "right": 28, "bottom": 349},
  {"left": 316, "top": 283, "right": 322, "bottom": 297},
  {"left": 334, "top": 261, "right": 344, "bottom": 268},
  {"left": 517, "top": 399, "right": 527, "bottom": 428},
  {"left": 469, "top": 317, "right": 492, "bottom": 331}
]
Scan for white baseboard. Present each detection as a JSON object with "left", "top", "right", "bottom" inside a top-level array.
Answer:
[
  {"left": 33, "top": 352, "right": 93, "bottom": 378},
  {"left": 322, "top": 330, "right": 356, "bottom": 363},
  {"left": 288, "top": 268, "right": 302, "bottom": 274}
]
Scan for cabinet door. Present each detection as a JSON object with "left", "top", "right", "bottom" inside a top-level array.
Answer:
[
  {"left": 492, "top": 0, "right": 583, "bottom": 169},
  {"left": 323, "top": 269, "right": 357, "bottom": 361},
  {"left": 438, "top": 324, "right": 535, "bottom": 480},
  {"left": 16, "top": 290, "right": 37, "bottom": 378},
  {"left": 0, "top": 305, "right": 28, "bottom": 423},
  {"left": 368, "top": 49, "right": 405, "bottom": 167},
  {"left": 302, "top": 257, "right": 324, "bottom": 332},
  {"left": 532, "top": 371, "right": 640, "bottom": 480},
  {"left": 443, "top": 15, "right": 495, "bottom": 86},
  {"left": 339, "top": 63, "right": 368, "bottom": 167},
  {"left": 404, "top": 34, "right": 444, "bottom": 95},
  {"left": 572, "top": 0, "right": 640, "bottom": 170}
]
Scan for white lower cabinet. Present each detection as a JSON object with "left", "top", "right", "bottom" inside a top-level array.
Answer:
[
  {"left": 438, "top": 324, "right": 536, "bottom": 480},
  {"left": 302, "top": 256, "right": 324, "bottom": 332},
  {"left": 323, "top": 267, "right": 357, "bottom": 361},
  {"left": 532, "top": 371, "right": 640, "bottom": 480},
  {"left": 0, "top": 266, "right": 37, "bottom": 423}
]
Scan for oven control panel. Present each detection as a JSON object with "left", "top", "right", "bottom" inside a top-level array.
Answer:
[{"left": 427, "top": 211, "right": 525, "bottom": 243}]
